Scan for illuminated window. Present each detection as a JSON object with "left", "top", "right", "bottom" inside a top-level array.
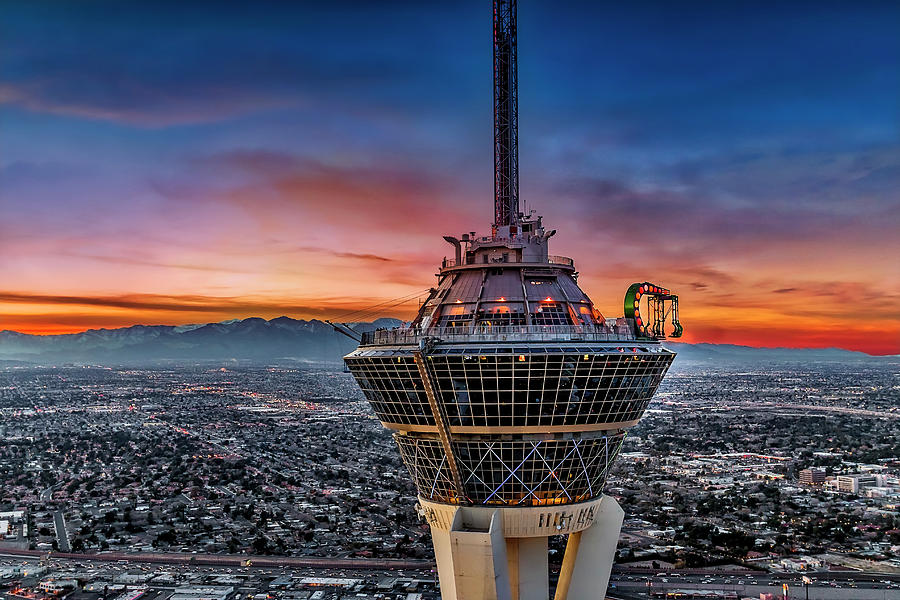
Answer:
[
  {"left": 532, "top": 302, "right": 572, "bottom": 325},
  {"left": 476, "top": 305, "right": 526, "bottom": 327}
]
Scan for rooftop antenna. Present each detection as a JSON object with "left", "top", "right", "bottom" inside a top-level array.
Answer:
[{"left": 493, "top": 0, "right": 519, "bottom": 233}]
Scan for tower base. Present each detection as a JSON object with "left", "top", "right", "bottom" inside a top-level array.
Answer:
[{"left": 418, "top": 495, "right": 624, "bottom": 600}]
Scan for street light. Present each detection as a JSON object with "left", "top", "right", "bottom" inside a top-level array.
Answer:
[{"left": 802, "top": 575, "right": 812, "bottom": 600}]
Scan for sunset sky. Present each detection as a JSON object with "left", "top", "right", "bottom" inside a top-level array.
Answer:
[{"left": 1, "top": 1, "right": 898, "bottom": 354}]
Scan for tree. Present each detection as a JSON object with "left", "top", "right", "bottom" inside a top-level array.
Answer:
[{"left": 156, "top": 529, "right": 177, "bottom": 545}]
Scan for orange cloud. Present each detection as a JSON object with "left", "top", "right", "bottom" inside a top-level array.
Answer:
[{"left": 2, "top": 151, "right": 897, "bottom": 355}]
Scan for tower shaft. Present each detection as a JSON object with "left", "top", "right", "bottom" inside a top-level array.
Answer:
[
  {"left": 493, "top": 0, "right": 519, "bottom": 231},
  {"left": 343, "top": 2, "right": 683, "bottom": 598}
]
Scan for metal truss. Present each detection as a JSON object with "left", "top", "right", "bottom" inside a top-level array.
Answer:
[
  {"left": 395, "top": 433, "right": 625, "bottom": 506},
  {"left": 494, "top": 0, "right": 519, "bottom": 228}
]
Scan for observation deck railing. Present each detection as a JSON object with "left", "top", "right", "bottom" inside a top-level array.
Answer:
[
  {"left": 440, "top": 255, "right": 574, "bottom": 269},
  {"left": 359, "top": 324, "right": 640, "bottom": 346},
  {"left": 549, "top": 255, "right": 575, "bottom": 267}
]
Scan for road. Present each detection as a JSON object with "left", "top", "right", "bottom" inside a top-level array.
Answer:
[
  {"left": 609, "top": 572, "right": 900, "bottom": 599},
  {"left": 3, "top": 548, "right": 898, "bottom": 597},
  {"left": 52, "top": 511, "right": 71, "bottom": 552},
  {"left": 40, "top": 482, "right": 62, "bottom": 502},
  {"left": 0, "top": 548, "right": 432, "bottom": 571}
]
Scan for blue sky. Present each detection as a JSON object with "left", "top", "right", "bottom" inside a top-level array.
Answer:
[{"left": 1, "top": 0, "right": 898, "bottom": 352}]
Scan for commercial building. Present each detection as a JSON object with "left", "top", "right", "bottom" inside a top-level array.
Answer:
[
  {"left": 170, "top": 585, "right": 234, "bottom": 600},
  {"left": 799, "top": 468, "right": 825, "bottom": 486},
  {"left": 837, "top": 474, "right": 879, "bottom": 494}
]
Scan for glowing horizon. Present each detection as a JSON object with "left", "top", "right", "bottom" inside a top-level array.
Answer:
[{"left": 1, "top": 2, "right": 898, "bottom": 355}]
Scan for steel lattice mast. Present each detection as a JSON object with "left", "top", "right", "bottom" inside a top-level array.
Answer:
[{"left": 493, "top": 0, "right": 519, "bottom": 231}]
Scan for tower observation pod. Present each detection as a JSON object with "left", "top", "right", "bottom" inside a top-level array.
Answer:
[{"left": 343, "top": 2, "right": 682, "bottom": 598}]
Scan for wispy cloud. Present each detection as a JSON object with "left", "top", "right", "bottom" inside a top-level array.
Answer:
[
  {"left": 0, "top": 3, "right": 423, "bottom": 128},
  {"left": 2, "top": 2, "right": 898, "bottom": 353},
  {"left": 0, "top": 83, "right": 288, "bottom": 128},
  {"left": 0, "top": 292, "right": 242, "bottom": 312},
  {"left": 77, "top": 254, "right": 254, "bottom": 274},
  {"left": 294, "top": 247, "right": 394, "bottom": 263},
  {"left": 0, "top": 291, "right": 423, "bottom": 318}
]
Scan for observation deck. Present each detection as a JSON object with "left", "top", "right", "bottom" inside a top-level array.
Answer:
[
  {"left": 440, "top": 253, "right": 575, "bottom": 271},
  {"left": 344, "top": 213, "right": 680, "bottom": 509},
  {"left": 359, "top": 323, "right": 645, "bottom": 347}
]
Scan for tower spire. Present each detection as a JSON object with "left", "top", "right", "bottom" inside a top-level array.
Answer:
[
  {"left": 343, "top": 3, "right": 683, "bottom": 598},
  {"left": 493, "top": 0, "right": 519, "bottom": 233}
]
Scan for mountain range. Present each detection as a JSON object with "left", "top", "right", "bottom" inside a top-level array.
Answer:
[
  {"left": 0, "top": 317, "right": 892, "bottom": 366},
  {"left": 0, "top": 317, "right": 401, "bottom": 366}
]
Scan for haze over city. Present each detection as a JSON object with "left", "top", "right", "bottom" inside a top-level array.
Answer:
[{"left": 1, "top": 1, "right": 898, "bottom": 354}]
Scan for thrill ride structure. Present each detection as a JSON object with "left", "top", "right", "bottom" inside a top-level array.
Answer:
[
  {"left": 624, "top": 282, "right": 683, "bottom": 340},
  {"left": 341, "top": 2, "right": 682, "bottom": 599}
]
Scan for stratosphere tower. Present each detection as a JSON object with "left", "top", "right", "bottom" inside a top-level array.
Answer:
[{"left": 342, "top": 1, "right": 683, "bottom": 598}]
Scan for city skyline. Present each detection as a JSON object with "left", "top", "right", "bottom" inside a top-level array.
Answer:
[{"left": 2, "top": 1, "right": 899, "bottom": 354}]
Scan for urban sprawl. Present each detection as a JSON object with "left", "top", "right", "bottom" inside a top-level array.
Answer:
[{"left": 1, "top": 359, "right": 898, "bottom": 599}]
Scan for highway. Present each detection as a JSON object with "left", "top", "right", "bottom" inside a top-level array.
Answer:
[
  {"left": 3, "top": 548, "right": 899, "bottom": 598},
  {"left": 0, "top": 548, "right": 432, "bottom": 571},
  {"left": 608, "top": 572, "right": 900, "bottom": 599}
]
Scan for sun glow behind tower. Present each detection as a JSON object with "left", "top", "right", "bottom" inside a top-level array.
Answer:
[{"left": 342, "top": 1, "right": 682, "bottom": 598}]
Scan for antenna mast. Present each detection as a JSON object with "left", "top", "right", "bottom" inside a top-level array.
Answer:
[{"left": 493, "top": 0, "right": 519, "bottom": 232}]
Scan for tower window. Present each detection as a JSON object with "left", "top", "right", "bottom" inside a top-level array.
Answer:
[{"left": 532, "top": 302, "right": 573, "bottom": 326}]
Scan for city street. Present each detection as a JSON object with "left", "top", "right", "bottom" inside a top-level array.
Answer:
[
  {"left": 52, "top": 511, "right": 70, "bottom": 552},
  {"left": 610, "top": 573, "right": 900, "bottom": 599}
]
